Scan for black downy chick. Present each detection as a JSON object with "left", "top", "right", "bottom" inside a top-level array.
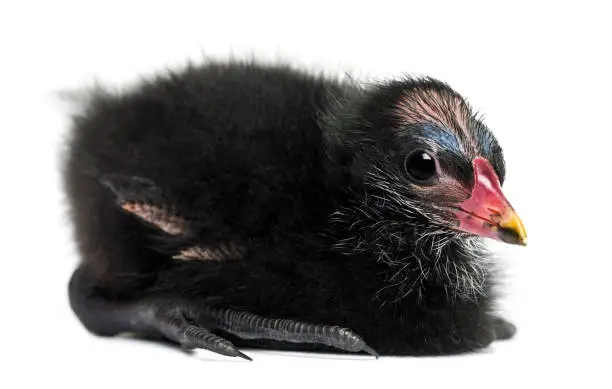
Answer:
[{"left": 63, "top": 60, "right": 527, "bottom": 360}]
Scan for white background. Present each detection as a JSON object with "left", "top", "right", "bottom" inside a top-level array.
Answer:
[{"left": 1, "top": 0, "right": 611, "bottom": 387}]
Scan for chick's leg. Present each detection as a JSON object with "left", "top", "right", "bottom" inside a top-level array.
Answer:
[
  {"left": 70, "top": 268, "right": 376, "bottom": 360},
  {"left": 78, "top": 297, "right": 377, "bottom": 360},
  {"left": 206, "top": 308, "right": 378, "bottom": 357}
]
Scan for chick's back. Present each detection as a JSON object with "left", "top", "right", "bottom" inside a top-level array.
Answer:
[{"left": 63, "top": 62, "right": 349, "bottom": 276}]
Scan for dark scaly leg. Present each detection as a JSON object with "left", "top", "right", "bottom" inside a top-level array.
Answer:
[
  {"left": 207, "top": 309, "right": 379, "bottom": 357},
  {"left": 70, "top": 267, "right": 377, "bottom": 361}
]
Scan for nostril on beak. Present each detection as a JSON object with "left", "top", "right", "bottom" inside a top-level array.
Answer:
[{"left": 487, "top": 207, "right": 502, "bottom": 216}]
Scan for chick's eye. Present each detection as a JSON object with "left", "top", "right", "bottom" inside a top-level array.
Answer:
[{"left": 403, "top": 150, "right": 437, "bottom": 183}]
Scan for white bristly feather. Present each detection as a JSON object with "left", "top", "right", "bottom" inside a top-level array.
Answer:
[{"left": 329, "top": 164, "right": 491, "bottom": 305}]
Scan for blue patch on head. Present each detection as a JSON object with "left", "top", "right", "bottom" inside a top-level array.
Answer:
[{"left": 421, "top": 125, "right": 462, "bottom": 153}]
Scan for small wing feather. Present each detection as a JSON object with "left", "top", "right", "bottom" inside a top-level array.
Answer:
[
  {"left": 100, "top": 174, "right": 244, "bottom": 262},
  {"left": 99, "top": 174, "right": 191, "bottom": 236}
]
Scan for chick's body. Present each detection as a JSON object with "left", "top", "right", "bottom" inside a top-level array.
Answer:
[{"left": 64, "top": 61, "right": 509, "bottom": 357}]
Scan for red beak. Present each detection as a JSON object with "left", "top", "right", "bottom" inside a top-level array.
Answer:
[{"left": 451, "top": 157, "right": 527, "bottom": 245}]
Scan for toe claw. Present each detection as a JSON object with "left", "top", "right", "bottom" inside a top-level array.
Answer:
[
  {"left": 234, "top": 350, "right": 253, "bottom": 361},
  {"left": 362, "top": 344, "right": 379, "bottom": 358}
]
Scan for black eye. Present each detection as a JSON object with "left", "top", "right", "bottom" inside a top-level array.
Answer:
[{"left": 403, "top": 149, "right": 437, "bottom": 183}]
